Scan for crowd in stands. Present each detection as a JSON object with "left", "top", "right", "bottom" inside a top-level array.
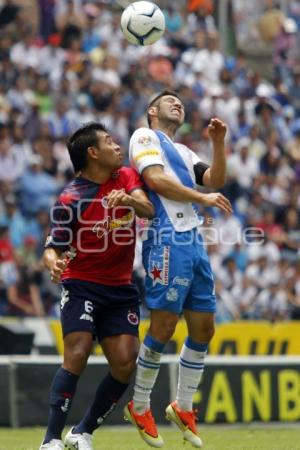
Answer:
[{"left": 0, "top": 0, "right": 300, "bottom": 322}]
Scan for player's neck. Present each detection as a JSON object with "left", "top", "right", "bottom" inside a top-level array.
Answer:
[
  {"left": 80, "top": 166, "right": 112, "bottom": 184},
  {"left": 154, "top": 122, "right": 177, "bottom": 140}
]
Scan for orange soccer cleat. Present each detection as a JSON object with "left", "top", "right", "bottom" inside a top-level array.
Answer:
[
  {"left": 165, "top": 401, "right": 203, "bottom": 448},
  {"left": 124, "top": 400, "right": 164, "bottom": 448}
]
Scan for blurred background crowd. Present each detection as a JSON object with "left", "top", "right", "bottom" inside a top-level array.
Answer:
[{"left": 0, "top": 0, "right": 300, "bottom": 322}]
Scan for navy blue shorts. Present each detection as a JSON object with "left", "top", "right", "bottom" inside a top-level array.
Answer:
[{"left": 60, "top": 279, "right": 140, "bottom": 342}]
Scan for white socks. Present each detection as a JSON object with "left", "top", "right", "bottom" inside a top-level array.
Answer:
[
  {"left": 176, "top": 338, "right": 207, "bottom": 411},
  {"left": 132, "top": 335, "right": 207, "bottom": 413},
  {"left": 133, "top": 335, "right": 164, "bottom": 413}
]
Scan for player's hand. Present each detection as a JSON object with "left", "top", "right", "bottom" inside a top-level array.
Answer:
[
  {"left": 50, "top": 258, "right": 67, "bottom": 283},
  {"left": 208, "top": 118, "right": 227, "bottom": 144},
  {"left": 200, "top": 193, "right": 232, "bottom": 213},
  {"left": 107, "top": 189, "right": 132, "bottom": 208}
]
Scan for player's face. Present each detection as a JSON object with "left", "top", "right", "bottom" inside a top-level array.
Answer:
[
  {"left": 157, "top": 95, "right": 185, "bottom": 126},
  {"left": 97, "top": 132, "right": 122, "bottom": 170}
]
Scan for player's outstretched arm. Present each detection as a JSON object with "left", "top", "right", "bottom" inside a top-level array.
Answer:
[
  {"left": 43, "top": 247, "right": 67, "bottom": 283},
  {"left": 106, "top": 188, "right": 155, "bottom": 218},
  {"left": 142, "top": 165, "right": 232, "bottom": 213},
  {"left": 202, "top": 118, "right": 227, "bottom": 189}
]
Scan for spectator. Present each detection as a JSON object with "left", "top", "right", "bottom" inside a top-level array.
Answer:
[
  {"left": 280, "top": 208, "right": 300, "bottom": 262},
  {"left": 227, "top": 138, "right": 259, "bottom": 192},
  {"left": 0, "top": 223, "right": 36, "bottom": 316},
  {"left": 285, "top": 277, "right": 300, "bottom": 320},
  {"left": 257, "top": 281, "right": 288, "bottom": 322},
  {"left": 19, "top": 154, "right": 58, "bottom": 218},
  {"left": 215, "top": 280, "right": 240, "bottom": 323},
  {"left": 218, "top": 256, "right": 243, "bottom": 291},
  {"left": 231, "top": 275, "right": 258, "bottom": 320},
  {"left": 273, "top": 17, "right": 298, "bottom": 86},
  {"left": 0, "top": 134, "right": 22, "bottom": 182},
  {"left": 10, "top": 26, "right": 41, "bottom": 70},
  {"left": 0, "top": 0, "right": 299, "bottom": 323},
  {"left": 0, "top": 194, "right": 26, "bottom": 248},
  {"left": 289, "top": 66, "right": 300, "bottom": 116}
]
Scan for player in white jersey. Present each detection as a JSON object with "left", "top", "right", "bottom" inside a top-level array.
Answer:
[{"left": 124, "top": 90, "right": 232, "bottom": 448}]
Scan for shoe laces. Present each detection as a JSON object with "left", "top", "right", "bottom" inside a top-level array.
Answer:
[
  {"left": 135, "top": 409, "right": 158, "bottom": 437},
  {"left": 178, "top": 407, "right": 199, "bottom": 434}
]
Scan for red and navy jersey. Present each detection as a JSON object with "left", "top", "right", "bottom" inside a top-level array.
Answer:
[{"left": 45, "top": 167, "right": 143, "bottom": 285}]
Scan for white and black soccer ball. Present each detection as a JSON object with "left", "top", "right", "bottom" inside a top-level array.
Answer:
[{"left": 121, "top": 1, "right": 165, "bottom": 46}]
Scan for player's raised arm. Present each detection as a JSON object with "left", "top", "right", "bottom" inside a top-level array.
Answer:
[
  {"left": 130, "top": 126, "right": 232, "bottom": 213},
  {"left": 142, "top": 165, "right": 232, "bottom": 213},
  {"left": 202, "top": 118, "right": 227, "bottom": 189}
]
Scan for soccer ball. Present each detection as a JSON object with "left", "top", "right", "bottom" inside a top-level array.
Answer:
[{"left": 121, "top": 1, "right": 165, "bottom": 46}]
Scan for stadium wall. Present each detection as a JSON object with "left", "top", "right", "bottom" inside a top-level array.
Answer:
[
  {"left": 1, "top": 318, "right": 300, "bottom": 356},
  {"left": 0, "top": 356, "right": 299, "bottom": 427}
]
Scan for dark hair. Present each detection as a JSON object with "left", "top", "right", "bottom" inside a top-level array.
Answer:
[
  {"left": 66, "top": 122, "right": 108, "bottom": 172},
  {"left": 147, "top": 90, "right": 182, "bottom": 127}
]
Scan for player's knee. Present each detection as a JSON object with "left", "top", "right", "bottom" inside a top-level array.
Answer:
[
  {"left": 205, "top": 325, "right": 215, "bottom": 342},
  {"left": 110, "top": 352, "right": 137, "bottom": 383},
  {"left": 150, "top": 317, "right": 178, "bottom": 343},
  {"left": 202, "top": 324, "right": 215, "bottom": 343},
  {"left": 65, "top": 346, "right": 90, "bottom": 374}
]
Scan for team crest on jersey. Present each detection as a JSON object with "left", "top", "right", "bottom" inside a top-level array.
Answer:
[
  {"left": 149, "top": 246, "right": 170, "bottom": 286},
  {"left": 138, "top": 135, "right": 152, "bottom": 146},
  {"left": 127, "top": 310, "right": 139, "bottom": 325}
]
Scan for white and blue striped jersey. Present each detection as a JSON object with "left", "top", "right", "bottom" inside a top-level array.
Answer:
[{"left": 129, "top": 127, "right": 204, "bottom": 233}]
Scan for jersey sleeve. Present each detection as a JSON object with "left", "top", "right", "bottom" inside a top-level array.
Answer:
[
  {"left": 124, "top": 168, "right": 144, "bottom": 193},
  {"left": 44, "top": 196, "right": 76, "bottom": 252},
  {"left": 129, "top": 127, "right": 164, "bottom": 174},
  {"left": 190, "top": 150, "right": 201, "bottom": 165}
]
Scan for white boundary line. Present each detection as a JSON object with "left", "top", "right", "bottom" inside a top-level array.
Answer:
[{"left": 1, "top": 355, "right": 300, "bottom": 365}]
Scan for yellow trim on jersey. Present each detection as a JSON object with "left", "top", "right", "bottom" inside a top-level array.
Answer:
[{"left": 134, "top": 149, "right": 161, "bottom": 161}]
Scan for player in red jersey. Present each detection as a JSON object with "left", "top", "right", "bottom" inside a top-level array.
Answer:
[{"left": 40, "top": 123, "right": 154, "bottom": 450}]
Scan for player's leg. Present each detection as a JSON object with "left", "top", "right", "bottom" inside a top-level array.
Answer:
[
  {"left": 177, "top": 310, "right": 215, "bottom": 411},
  {"left": 41, "top": 331, "right": 93, "bottom": 450},
  {"left": 74, "top": 333, "right": 139, "bottom": 435},
  {"left": 132, "top": 309, "right": 179, "bottom": 413},
  {"left": 132, "top": 242, "right": 190, "bottom": 412},
  {"left": 166, "top": 237, "right": 216, "bottom": 448},
  {"left": 41, "top": 283, "right": 94, "bottom": 450},
  {"left": 166, "top": 311, "right": 214, "bottom": 448},
  {"left": 66, "top": 292, "right": 140, "bottom": 449},
  {"left": 124, "top": 309, "right": 178, "bottom": 448},
  {"left": 126, "top": 242, "right": 191, "bottom": 447}
]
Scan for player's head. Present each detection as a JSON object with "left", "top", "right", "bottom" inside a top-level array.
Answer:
[
  {"left": 67, "top": 122, "right": 122, "bottom": 173},
  {"left": 147, "top": 90, "right": 185, "bottom": 129}
]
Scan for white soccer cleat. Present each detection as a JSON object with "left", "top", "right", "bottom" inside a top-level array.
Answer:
[
  {"left": 64, "top": 428, "right": 94, "bottom": 450},
  {"left": 166, "top": 401, "right": 203, "bottom": 448},
  {"left": 39, "top": 439, "right": 64, "bottom": 449}
]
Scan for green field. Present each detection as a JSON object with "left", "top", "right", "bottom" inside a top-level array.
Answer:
[{"left": 0, "top": 425, "right": 299, "bottom": 450}]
